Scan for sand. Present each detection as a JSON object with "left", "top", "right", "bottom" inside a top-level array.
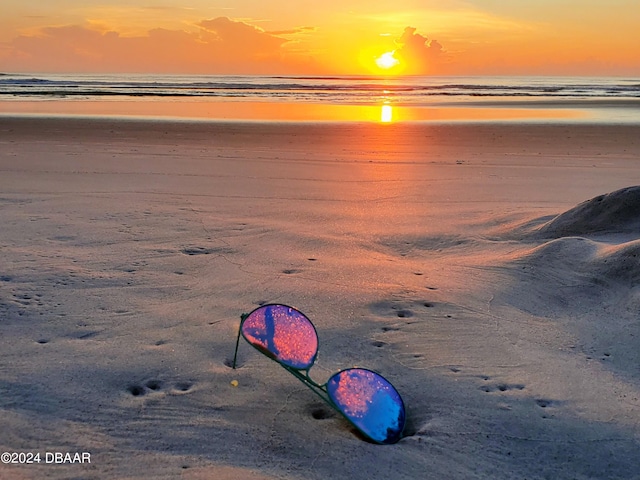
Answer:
[{"left": 1, "top": 116, "right": 640, "bottom": 479}]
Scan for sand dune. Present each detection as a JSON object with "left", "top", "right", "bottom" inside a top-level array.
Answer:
[
  {"left": 498, "top": 187, "right": 640, "bottom": 404},
  {"left": 537, "top": 185, "right": 640, "bottom": 238}
]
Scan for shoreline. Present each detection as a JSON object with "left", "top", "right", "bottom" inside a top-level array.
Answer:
[
  {"left": 3, "top": 112, "right": 640, "bottom": 131},
  {"left": 3, "top": 97, "right": 640, "bottom": 124}
]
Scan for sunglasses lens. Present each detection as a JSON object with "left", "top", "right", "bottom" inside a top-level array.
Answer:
[
  {"left": 241, "top": 304, "right": 318, "bottom": 370},
  {"left": 327, "top": 368, "right": 405, "bottom": 444}
]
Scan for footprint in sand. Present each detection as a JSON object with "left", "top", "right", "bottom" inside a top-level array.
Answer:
[
  {"left": 127, "top": 384, "right": 146, "bottom": 397},
  {"left": 145, "top": 380, "right": 163, "bottom": 391},
  {"left": 172, "top": 381, "right": 193, "bottom": 394},
  {"left": 535, "top": 398, "right": 559, "bottom": 418},
  {"left": 126, "top": 379, "right": 193, "bottom": 397},
  {"left": 13, "top": 292, "right": 33, "bottom": 305},
  {"left": 181, "top": 246, "right": 214, "bottom": 255},
  {"left": 370, "top": 298, "right": 436, "bottom": 319},
  {"left": 181, "top": 245, "right": 235, "bottom": 256},
  {"left": 281, "top": 269, "right": 302, "bottom": 275},
  {"left": 480, "top": 383, "right": 526, "bottom": 393},
  {"left": 381, "top": 326, "right": 401, "bottom": 332}
]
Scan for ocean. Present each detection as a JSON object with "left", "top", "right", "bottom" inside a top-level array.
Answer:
[{"left": 1, "top": 73, "right": 640, "bottom": 122}]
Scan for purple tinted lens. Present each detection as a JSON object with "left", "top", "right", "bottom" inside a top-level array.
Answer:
[
  {"left": 241, "top": 304, "right": 318, "bottom": 370},
  {"left": 327, "top": 368, "right": 405, "bottom": 444}
]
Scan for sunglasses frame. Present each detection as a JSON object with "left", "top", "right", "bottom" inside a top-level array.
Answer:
[{"left": 231, "top": 303, "right": 405, "bottom": 444}]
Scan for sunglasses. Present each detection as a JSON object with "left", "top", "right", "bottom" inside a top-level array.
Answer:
[{"left": 232, "top": 303, "right": 406, "bottom": 444}]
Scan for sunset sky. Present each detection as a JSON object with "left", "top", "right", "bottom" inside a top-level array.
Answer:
[{"left": 2, "top": 0, "right": 639, "bottom": 76}]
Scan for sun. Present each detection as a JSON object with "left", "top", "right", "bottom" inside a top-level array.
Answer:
[{"left": 375, "top": 51, "right": 400, "bottom": 70}]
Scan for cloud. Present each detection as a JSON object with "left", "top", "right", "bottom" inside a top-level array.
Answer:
[
  {"left": 4, "top": 17, "right": 311, "bottom": 74},
  {"left": 394, "top": 26, "right": 445, "bottom": 73},
  {"left": 196, "top": 16, "right": 287, "bottom": 58},
  {"left": 267, "top": 26, "right": 316, "bottom": 36}
]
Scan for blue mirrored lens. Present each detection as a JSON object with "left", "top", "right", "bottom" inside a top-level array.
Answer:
[
  {"left": 241, "top": 304, "right": 318, "bottom": 370},
  {"left": 327, "top": 368, "right": 405, "bottom": 444}
]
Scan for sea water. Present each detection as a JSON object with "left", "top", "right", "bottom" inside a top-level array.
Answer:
[{"left": 1, "top": 73, "right": 639, "bottom": 123}]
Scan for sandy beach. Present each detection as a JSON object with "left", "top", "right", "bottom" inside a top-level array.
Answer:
[{"left": 1, "top": 116, "right": 640, "bottom": 479}]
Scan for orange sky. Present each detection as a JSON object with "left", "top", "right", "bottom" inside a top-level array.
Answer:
[{"left": 1, "top": 0, "right": 639, "bottom": 75}]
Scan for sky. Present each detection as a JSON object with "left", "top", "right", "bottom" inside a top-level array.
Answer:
[{"left": 1, "top": 0, "right": 639, "bottom": 76}]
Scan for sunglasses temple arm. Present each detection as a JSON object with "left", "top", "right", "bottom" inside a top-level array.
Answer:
[{"left": 231, "top": 313, "right": 249, "bottom": 369}]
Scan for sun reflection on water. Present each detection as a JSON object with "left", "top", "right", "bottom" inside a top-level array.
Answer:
[{"left": 381, "top": 104, "right": 393, "bottom": 123}]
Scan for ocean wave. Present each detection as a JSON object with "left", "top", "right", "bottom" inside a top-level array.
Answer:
[{"left": 1, "top": 74, "right": 639, "bottom": 104}]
